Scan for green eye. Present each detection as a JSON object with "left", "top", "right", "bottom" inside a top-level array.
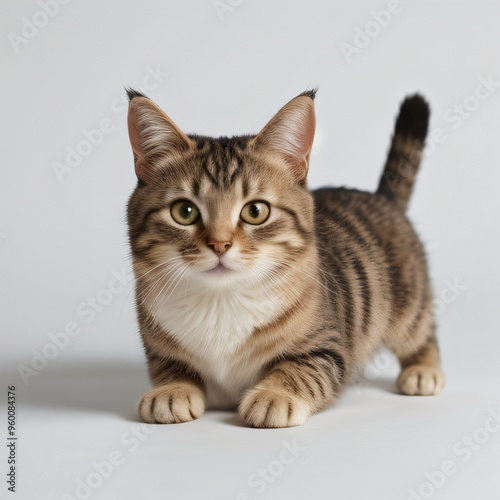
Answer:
[
  {"left": 240, "top": 201, "right": 270, "bottom": 225},
  {"left": 170, "top": 200, "right": 200, "bottom": 225}
]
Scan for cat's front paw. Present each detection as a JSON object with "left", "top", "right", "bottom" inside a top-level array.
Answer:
[
  {"left": 138, "top": 382, "right": 205, "bottom": 424},
  {"left": 397, "top": 365, "right": 445, "bottom": 396},
  {"left": 239, "top": 387, "right": 311, "bottom": 428}
]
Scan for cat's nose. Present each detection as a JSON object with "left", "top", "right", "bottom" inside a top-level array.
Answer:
[{"left": 208, "top": 240, "right": 232, "bottom": 256}]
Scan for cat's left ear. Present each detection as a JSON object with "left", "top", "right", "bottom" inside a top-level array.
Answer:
[{"left": 252, "top": 90, "right": 316, "bottom": 182}]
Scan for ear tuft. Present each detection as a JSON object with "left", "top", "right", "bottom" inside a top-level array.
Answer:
[
  {"left": 252, "top": 93, "right": 316, "bottom": 182},
  {"left": 125, "top": 87, "right": 148, "bottom": 102},
  {"left": 299, "top": 87, "right": 318, "bottom": 100}
]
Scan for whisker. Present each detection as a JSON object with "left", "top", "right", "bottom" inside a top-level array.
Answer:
[
  {"left": 149, "top": 265, "right": 188, "bottom": 310},
  {"left": 139, "top": 261, "right": 186, "bottom": 306},
  {"left": 293, "top": 266, "right": 338, "bottom": 298},
  {"left": 163, "top": 268, "right": 189, "bottom": 304},
  {"left": 133, "top": 256, "right": 185, "bottom": 281},
  {"left": 133, "top": 257, "right": 186, "bottom": 303}
]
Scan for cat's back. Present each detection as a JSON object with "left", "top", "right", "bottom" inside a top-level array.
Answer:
[
  {"left": 313, "top": 186, "right": 423, "bottom": 256},
  {"left": 312, "top": 186, "right": 430, "bottom": 349}
]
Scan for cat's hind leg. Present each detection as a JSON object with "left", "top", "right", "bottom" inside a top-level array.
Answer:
[{"left": 396, "top": 329, "right": 445, "bottom": 396}]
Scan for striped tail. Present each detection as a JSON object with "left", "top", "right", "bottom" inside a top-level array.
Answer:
[{"left": 377, "top": 95, "right": 430, "bottom": 211}]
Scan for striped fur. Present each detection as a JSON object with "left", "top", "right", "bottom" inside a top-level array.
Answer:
[{"left": 126, "top": 90, "right": 444, "bottom": 427}]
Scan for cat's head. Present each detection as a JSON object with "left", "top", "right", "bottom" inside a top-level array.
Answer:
[{"left": 127, "top": 89, "right": 317, "bottom": 290}]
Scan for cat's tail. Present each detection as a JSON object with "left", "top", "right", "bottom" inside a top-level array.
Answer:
[{"left": 377, "top": 95, "right": 430, "bottom": 211}]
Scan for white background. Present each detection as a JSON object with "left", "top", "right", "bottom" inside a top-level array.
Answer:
[{"left": 1, "top": 1, "right": 499, "bottom": 499}]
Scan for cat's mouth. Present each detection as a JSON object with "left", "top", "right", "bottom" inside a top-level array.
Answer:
[{"left": 204, "top": 263, "right": 232, "bottom": 275}]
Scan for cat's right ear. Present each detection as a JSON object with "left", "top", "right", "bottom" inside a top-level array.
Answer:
[{"left": 127, "top": 90, "right": 193, "bottom": 182}]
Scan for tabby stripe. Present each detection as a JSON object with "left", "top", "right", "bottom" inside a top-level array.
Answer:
[
  {"left": 349, "top": 253, "right": 371, "bottom": 333},
  {"left": 326, "top": 200, "right": 404, "bottom": 313},
  {"left": 273, "top": 368, "right": 300, "bottom": 395},
  {"left": 275, "top": 204, "right": 312, "bottom": 240},
  {"left": 195, "top": 138, "right": 206, "bottom": 150},
  {"left": 310, "top": 372, "right": 327, "bottom": 399},
  {"left": 351, "top": 206, "right": 385, "bottom": 249},
  {"left": 148, "top": 354, "right": 202, "bottom": 384},
  {"left": 279, "top": 348, "right": 346, "bottom": 390},
  {"left": 132, "top": 206, "right": 164, "bottom": 239},
  {"left": 252, "top": 220, "right": 288, "bottom": 240},
  {"left": 221, "top": 147, "right": 229, "bottom": 186},
  {"left": 242, "top": 177, "right": 250, "bottom": 199},
  {"left": 201, "top": 157, "right": 219, "bottom": 187},
  {"left": 135, "top": 239, "right": 161, "bottom": 255},
  {"left": 425, "top": 328, "right": 437, "bottom": 345},
  {"left": 230, "top": 155, "right": 244, "bottom": 184},
  {"left": 208, "top": 142, "right": 223, "bottom": 185},
  {"left": 301, "top": 377, "right": 316, "bottom": 399},
  {"left": 276, "top": 242, "right": 308, "bottom": 258},
  {"left": 328, "top": 253, "right": 356, "bottom": 342},
  {"left": 192, "top": 178, "right": 200, "bottom": 197},
  {"left": 307, "top": 348, "right": 347, "bottom": 383},
  {"left": 350, "top": 204, "right": 407, "bottom": 313},
  {"left": 384, "top": 242, "right": 409, "bottom": 310},
  {"left": 151, "top": 221, "right": 185, "bottom": 239},
  {"left": 327, "top": 209, "right": 370, "bottom": 250},
  {"left": 404, "top": 285, "right": 428, "bottom": 340},
  {"left": 253, "top": 293, "right": 306, "bottom": 336}
]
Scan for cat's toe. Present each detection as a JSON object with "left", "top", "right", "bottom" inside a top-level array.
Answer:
[
  {"left": 138, "top": 383, "right": 205, "bottom": 424},
  {"left": 239, "top": 388, "right": 310, "bottom": 428},
  {"left": 397, "top": 365, "right": 445, "bottom": 396}
]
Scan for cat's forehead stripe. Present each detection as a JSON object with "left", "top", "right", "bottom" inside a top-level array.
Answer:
[
  {"left": 201, "top": 156, "right": 219, "bottom": 187},
  {"left": 192, "top": 178, "right": 200, "bottom": 197},
  {"left": 195, "top": 138, "right": 247, "bottom": 189},
  {"left": 241, "top": 177, "right": 249, "bottom": 199}
]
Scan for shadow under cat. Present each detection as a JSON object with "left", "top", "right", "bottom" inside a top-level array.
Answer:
[
  {"left": 4, "top": 360, "right": 399, "bottom": 424},
  {"left": 6, "top": 361, "right": 150, "bottom": 421}
]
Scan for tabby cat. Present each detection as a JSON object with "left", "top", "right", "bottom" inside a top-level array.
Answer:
[{"left": 126, "top": 88, "right": 444, "bottom": 428}]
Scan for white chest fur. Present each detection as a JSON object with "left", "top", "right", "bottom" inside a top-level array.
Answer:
[{"left": 144, "top": 280, "right": 282, "bottom": 408}]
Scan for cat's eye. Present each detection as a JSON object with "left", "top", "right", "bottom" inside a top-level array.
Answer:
[
  {"left": 240, "top": 201, "right": 270, "bottom": 225},
  {"left": 170, "top": 200, "right": 200, "bottom": 225}
]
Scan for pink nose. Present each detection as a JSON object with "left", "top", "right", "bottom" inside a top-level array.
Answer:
[{"left": 208, "top": 241, "right": 232, "bottom": 256}]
